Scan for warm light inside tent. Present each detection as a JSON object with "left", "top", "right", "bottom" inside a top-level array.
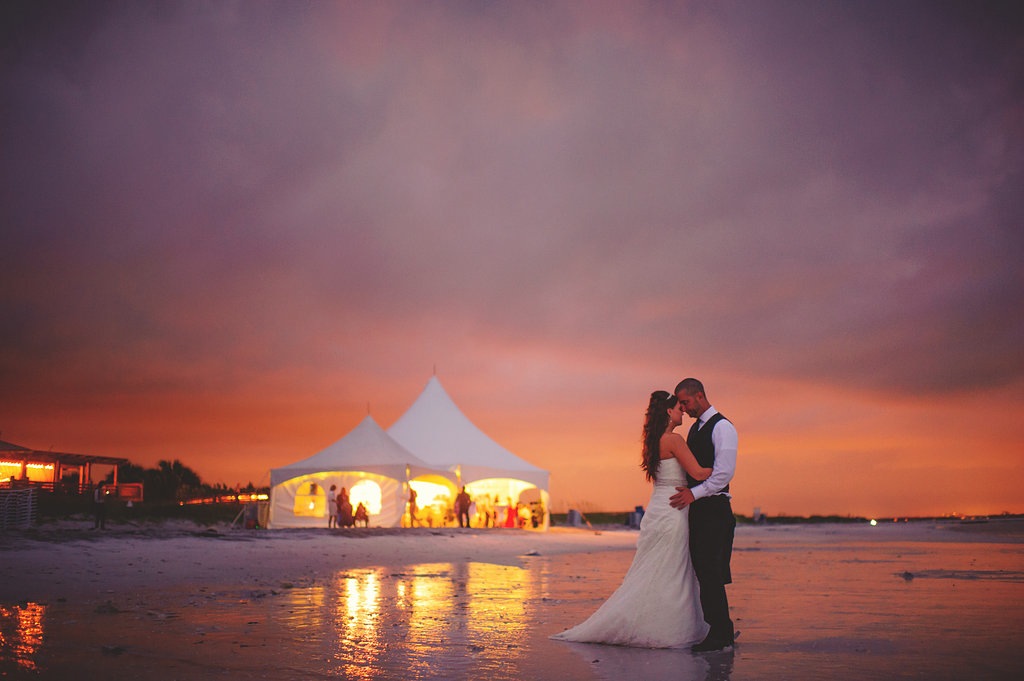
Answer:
[
  {"left": 465, "top": 478, "right": 534, "bottom": 507},
  {"left": 409, "top": 480, "right": 452, "bottom": 507},
  {"left": 462, "top": 479, "right": 547, "bottom": 529},
  {"left": 407, "top": 479, "right": 456, "bottom": 527},
  {"left": 349, "top": 479, "right": 383, "bottom": 515},
  {"left": 293, "top": 480, "right": 326, "bottom": 517}
]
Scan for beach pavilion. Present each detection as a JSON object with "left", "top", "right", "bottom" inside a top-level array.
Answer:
[
  {"left": 0, "top": 439, "right": 128, "bottom": 493},
  {"left": 267, "top": 415, "right": 455, "bottom": 528},
  {"left": 388, "top": 376, "right": 551, "bottom": 530}
]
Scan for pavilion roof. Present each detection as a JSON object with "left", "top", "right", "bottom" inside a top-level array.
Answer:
[{"left": 0, "top": 439, "right": 129, "bottom": 467}]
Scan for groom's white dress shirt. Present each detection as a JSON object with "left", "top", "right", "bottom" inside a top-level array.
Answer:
[{"left": 690, "top": 406, "right": 737, "bottom": 501}]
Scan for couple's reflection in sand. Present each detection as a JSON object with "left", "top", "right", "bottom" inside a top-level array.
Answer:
[{"left": 561, "top": 640, "right": 734, "bottom": 681}]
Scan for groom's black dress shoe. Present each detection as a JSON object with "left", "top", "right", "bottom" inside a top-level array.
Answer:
[{"left": 691, "top": 637, "right": 733, "bottom": 653}]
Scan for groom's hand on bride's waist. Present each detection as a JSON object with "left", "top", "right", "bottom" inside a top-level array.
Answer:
[{"left": 670, "top": 487, "right": 695, "bottom": 509}]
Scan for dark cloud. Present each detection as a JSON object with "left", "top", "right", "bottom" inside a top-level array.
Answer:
[{"left": 2, "top": 1, "right": 1021, "bottom": 415}]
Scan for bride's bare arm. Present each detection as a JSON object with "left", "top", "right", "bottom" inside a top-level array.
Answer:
[{"left": 662, "top": 434, "right": 711, "bottom": 481}]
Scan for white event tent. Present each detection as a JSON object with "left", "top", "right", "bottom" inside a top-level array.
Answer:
[
  {"left": 388, "top": 376, "right": 551, "bottom": 530},
  {"left": 268, "top": 415, "right": 455, "bottom": 528}
]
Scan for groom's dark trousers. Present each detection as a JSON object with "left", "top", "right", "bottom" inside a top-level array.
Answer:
[{"left": 689, "top": 494, "right": 736, "bottom": 643}]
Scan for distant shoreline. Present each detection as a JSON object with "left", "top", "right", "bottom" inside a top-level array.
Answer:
[
  {"left": 552, "top": 510, "right": 1024, "bottom": 526},
  {"left": 10, "top": 506, "right": 1024, "bottom": 534},
  {"left": 4, "top": 513, "right": 1023, "bottom": 549},
  {"left": 11, "top": 487, "right": 1021, "bottom": 530}
]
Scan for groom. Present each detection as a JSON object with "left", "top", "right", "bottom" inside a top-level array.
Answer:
[{"left": 669, "top": 378, "right": 738, "bottom": 652}]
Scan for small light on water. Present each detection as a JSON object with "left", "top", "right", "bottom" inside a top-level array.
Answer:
[{"left": 869, "top": 519, "right": 878, "bottom": 526}]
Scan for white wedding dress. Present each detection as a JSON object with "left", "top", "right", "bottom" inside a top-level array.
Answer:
[{"left": 551, "top": 457, "right": 709, "bottom": 648}]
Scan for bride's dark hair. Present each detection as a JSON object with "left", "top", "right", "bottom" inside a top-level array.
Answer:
[{"left": 641, "top": 390, "right": 677, "bottom": 482}]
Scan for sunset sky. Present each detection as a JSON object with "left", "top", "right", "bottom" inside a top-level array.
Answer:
[{"left": 2, "top": 1, "right": 1021, "bottom": 518}]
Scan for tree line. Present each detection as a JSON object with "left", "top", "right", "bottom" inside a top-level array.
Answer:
[{"left": 111, "top": 459, "right": 261, "bottom": 505}]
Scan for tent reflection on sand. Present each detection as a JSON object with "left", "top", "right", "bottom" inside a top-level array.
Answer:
[
  {"left": 268, "top": 377, "right": 551, "bottom": 530},
  {"left": 389, "top": 376, "right": 551, "bottom": 530},
  {"left": 268, "top": 415, "right": 453, "bottom": 528}
]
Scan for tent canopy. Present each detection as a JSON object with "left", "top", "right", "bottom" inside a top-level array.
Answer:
[
  {"left": 268, "top": 415, "right": 454, "bottom": 528},
  {"left": 270, "top": 415, "right": 453, "bottom": 488},
  {"left": 388, "top": 377, "right": 550, "bottom": 491}
]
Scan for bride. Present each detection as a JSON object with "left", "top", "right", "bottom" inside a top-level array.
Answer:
[{"left": 551, "top": 390, "right": 711, "bottom": 648}]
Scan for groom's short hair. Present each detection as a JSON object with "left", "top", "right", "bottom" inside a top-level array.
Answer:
[{"left": 675, "top": 378, "right": 705, "bottom": 396}]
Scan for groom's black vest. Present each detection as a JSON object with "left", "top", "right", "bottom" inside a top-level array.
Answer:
[{"left": 685, "top": 412, "right": 729, "bottom": 492}]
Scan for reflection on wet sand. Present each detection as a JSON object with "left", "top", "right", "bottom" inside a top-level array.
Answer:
[
  {"left": 276, "top": 561, "right": 536, "bottom": 679},
  {"left": 0, "top": 602, "right": 45, "bottom": 673},
  {"left": 336, "top": 568, "right": 384, "bottom": 678}
]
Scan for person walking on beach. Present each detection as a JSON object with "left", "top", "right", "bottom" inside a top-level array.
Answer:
[
  {"left": 408, "top": 487, "right": 419, "bottom": 527},
  {"left": 93, "top": 484, "right": 107, "bottom": 530},
  {"left": 327, "top": 485, "right": 338, "bottom": 529},
  {"left": 551, "top": 390, "right": 711, "bottom": 647},
  {"left": 670, "top": 377, "right": 738, "bottom": 652},
  {"left": 455, "top": 486, "right": 471, "bottom": 528}
]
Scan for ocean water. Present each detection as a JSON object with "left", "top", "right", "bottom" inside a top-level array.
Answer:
[{"left": 2, "top": 521, "right": 1022, "bottom": 680}]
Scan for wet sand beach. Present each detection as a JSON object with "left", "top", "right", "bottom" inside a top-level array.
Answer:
[{"left": 2, "top": 519, "right": 1022, "bottom": 680}]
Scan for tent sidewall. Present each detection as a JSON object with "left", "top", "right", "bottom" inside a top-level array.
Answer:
[{"left": 269, "top": 472, "right": 405, "bottom": 528}]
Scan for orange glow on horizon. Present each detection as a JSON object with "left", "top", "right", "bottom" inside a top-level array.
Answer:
[{"left": 3, "top": 373, "right": 1022, "bottom": 519}]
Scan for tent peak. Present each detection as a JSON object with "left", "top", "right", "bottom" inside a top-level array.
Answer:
[{"left": 388, "top": 376, "right": 549, "bottom": 490}]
